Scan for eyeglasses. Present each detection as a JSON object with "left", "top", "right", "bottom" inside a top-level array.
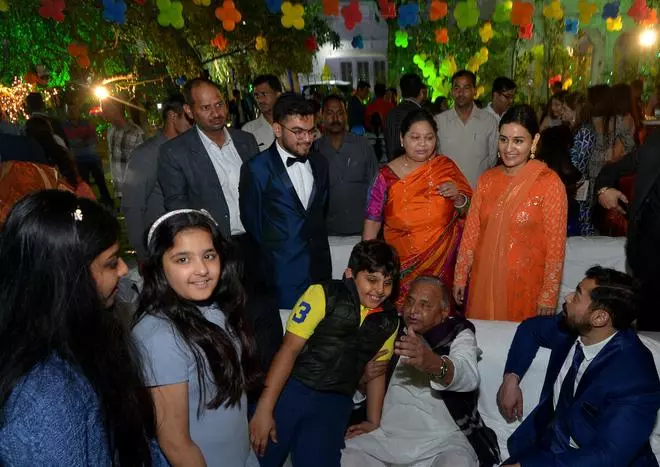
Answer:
[
  {"left": 280, "top": 124, "right": 316, "bottom": 140},
  {"left": 254, "top": 91, "right": 273, "bottom": 99}
]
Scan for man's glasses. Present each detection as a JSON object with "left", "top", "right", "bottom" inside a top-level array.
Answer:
[
  {"left": 280, "top": 124, "right": 315, "bottom": 140},
  {"left": 254, "top": 91, "right": 273, "bottom": 99}
]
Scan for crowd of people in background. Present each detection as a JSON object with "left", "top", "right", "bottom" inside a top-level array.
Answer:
[{"left": 2, "top": 69, "right": 660, "bottom": 466}]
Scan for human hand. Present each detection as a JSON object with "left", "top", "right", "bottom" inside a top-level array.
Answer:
[
  {"left": 249, "top": 409, "right": 277, "bottom": 457},
  {"left": 497, "top": 373, "right": 524, "bottom": 423},
  {"left": 437, "top": 181, "right": 459, "bottom": 201},
  {"left": 394, "top": 328, "right": 435, "bottom": 372},
  {"left": 453, "top": 284, "right": 466, "bottom": 306},
  {"left": 598, "top": 188, "right": 628, "bottom": 214},
  {"left": 502, "top": 464, "right": 521, "bottom": 467},
  {"left": 359, "top": 349, "right": 388, "bottom": 386},
  {"left": 536, "top": 305, "right": 555, "bottom": 316},
  {"left": 345, "top": 421, "right": 378, "bottom": 439}
]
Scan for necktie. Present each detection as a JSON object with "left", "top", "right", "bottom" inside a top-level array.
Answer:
[
  {"left": 286, "top": 157, "right": 308, "bottom": 167},
  {"left": 557, "top": 341, "right": 585, "bottom": 408}
]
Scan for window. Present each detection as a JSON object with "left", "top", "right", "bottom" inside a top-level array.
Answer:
[
  {"left": 357, "top": 61, "right": 370, "bottom": 83},
  {"left": 374, "top": 61, "right": 387, "bottom": 83},
  {"left": 340, "top": 62, "right": 353, "bottom": 84}
]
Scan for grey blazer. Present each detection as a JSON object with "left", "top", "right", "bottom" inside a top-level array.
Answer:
[{"left": 158, "top": 126, "right": 259, "bottom": 239}]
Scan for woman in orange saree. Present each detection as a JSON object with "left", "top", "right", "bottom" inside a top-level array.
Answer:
[
  {"left": 454, "top": 105, "right": 567, "bottom": 322},
  {"left": 363, "top": 109, "right": 472, "bottom": 306}
]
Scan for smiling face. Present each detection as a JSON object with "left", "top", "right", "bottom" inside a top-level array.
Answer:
[
  {"left": 401, "top": 120, "right": 437, "bottom": 162},
  {"left": 345, "top": 268, "right": 393, "bottom": 309},
  {"left": 163, "top": 228, "right": 221, "bottom": 302},
  {"left": 90, "top": 242, "right": 128, "bottom": 308},
  {"left": 402, "top": 281, "right": 448, "bottom": 334},
  {"left": 273, "top": 114, "right": 316, "bottom": 158},
  {"left": 498, "top": 122, "right": 539, "bottom": 174},
  {"left": 185, "top": 82, "right": 228, "bottom": 134}
]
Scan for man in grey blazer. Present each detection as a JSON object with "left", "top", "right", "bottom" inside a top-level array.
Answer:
[{"left": 158, "top": 78, "right": 259, "bottom": 240}]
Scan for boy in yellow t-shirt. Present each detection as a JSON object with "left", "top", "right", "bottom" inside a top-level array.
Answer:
[{"left": 249, "top": 240, "right": 400, "bottom": 467}]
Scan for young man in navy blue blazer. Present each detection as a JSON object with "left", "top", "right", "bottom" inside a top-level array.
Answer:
[{"left": 498, "top": 266, "right": 660, "bottom": 467}]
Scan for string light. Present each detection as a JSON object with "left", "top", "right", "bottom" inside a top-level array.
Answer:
[{"left": 0, "top": 77, "right": 58, "bottom": 123}]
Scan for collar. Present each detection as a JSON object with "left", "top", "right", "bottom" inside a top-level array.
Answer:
[
  {"left": 449, "top": 103, "right": 481, "bottom": 121},
  {"left": 403, "top": 98, "right": 421, "bottom": 107},
  {"left": 196, "top": 126, "right": 231, "bottom": 148},
  {"left": 259, "top": 114, "right": 273, "bottom": 126},
  {"left": 577, "top": 332, "right": 618, "bottom": 363}
]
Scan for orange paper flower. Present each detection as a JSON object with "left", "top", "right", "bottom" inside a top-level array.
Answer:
[
  {"left": 643, "top": 8, "right": 657, "bottom": 24},
  {"left": 323, "top": 0, "right": 339, "bottom": 16},
  {"left": 429, "top": 0, "right": 448, "bottom": 20},
  {"left": 211, "top": 33, "right": 229, "bottom": 51},
  {"left": 67, "top": 43, "right": 90, "bottom": 68},
  {"left": 511, "top": 0, "right": 534, "bottom": 26},
  {"left": 215, "top": 0, "right": 242, "bottom": 31},
  {"left": 435, "top": 27, "right": 449, "bottom": 43}
]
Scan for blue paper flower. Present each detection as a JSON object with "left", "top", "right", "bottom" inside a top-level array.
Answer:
[
  {"left": 266, "top": 0, "right": 283, "bottom": 14},
  {"left": 351, "top": 35, "right": 364, "bottom": 49},
  {"left": 103, "top": 0, "right": 127, "bottom": 25},
  {"left": 175, "top": 76, "right": 187, "bottom": 86},
  {"left": 602, "top": 1, "right": 619, "bottom": 19},
  {"left": 397, "top": 3, "right": 419, "bottom": 28},
  {"left": 565, "top": 17, "right": 579, "bottom": 33}
]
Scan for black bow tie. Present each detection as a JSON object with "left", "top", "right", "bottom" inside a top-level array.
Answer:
[{"left": 286, "top": 157, "right": 308, "bottom": 167}]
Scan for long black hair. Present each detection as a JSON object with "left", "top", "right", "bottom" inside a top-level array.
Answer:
[
  {"left": 135, "top": 211, "right": 261, "bottom": 414},
  {"left": 0, "top": 190, "right": 156, "bottom": 466},
  {"left": 25, "top": 117, "right": 81, "bottom": 188}
]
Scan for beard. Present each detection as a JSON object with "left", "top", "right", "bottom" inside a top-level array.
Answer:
[
  {"left": 281, "top": 138, "right": 311, "bottom": 158},
  {"left": 561, "top": 303, "right": 592, "bottom": 335}
]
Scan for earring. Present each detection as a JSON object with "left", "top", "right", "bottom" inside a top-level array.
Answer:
[
  {"left": 530, "top": 151, "right": 536, "bottom": 160},
  {"left": 497, "top": 151, "right": 501, "bottom": 158}
]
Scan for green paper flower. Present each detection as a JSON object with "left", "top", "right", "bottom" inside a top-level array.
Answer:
[
  {"left": 395, "top": 30, "right": 409, "bottom": 48},
  {"left": 157, "top": 0, "right": 185, "bottom": 29},
  {"left": 492, "top": 0, "right": 512, "bottom": 23},
  {"left": 454, "top": 0, "right": 479, "bottom": 30}
]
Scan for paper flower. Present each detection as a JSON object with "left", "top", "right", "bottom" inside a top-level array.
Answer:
[
  {"left": 454, "top": 0, "right": 479, "bottom": 30},
  {"left": 438, "top": 56, "right": 457, "bottom": 77},
  {"left": 543, "top": 0, "right": 563, "bottom": 20},
  {"left": 413, "top": 53, "right": 426, "bottom": 67},
  {"left": 578, "top": 0, "right": 597, "bottom": 24},
  {"left": 429, "top": 0, "right": 448, "bottom": 20},
  {"left": 157, "top": 0, "right": 185, "bottom": 28},
  {"left": 211, "top": 33, "right": 229, "bottom": 51},
  {"left": 281, "top": 2, "right": 305, "bottom": 29},
  {"left": 492, "top": 0, "right": 512, "bottom": 22},
  {"left": 519, "top": 23, "right": 533, "bottom": 38},
  {"left": 643, "top": 8, "right": 657, "bottom": 25},
  {"left": 435, "top": 28, "right": 449, "bottom": 44},
  {"left": 175, "top": 76, "right": 187, "bottom": 86},
  {"left": 548, "top": 74, "right": 562, "bottom": 86},
  {"left": 351, "top": 35, "right": 364, "bottom": 48},
  {"left": 321, "top": 64, "right": 332, "bottom": 80},
  {"left": 565, "top": 17, "right": 579, "bottom": 33},
  {"left": 193, "top": 0, "right": 211, "bottom": 5},
  {"left": 480, "top": 22, "right": 494, "bottom": 42},
  {"left": 476, "top": 85, "right": 485, "bottom": 98},
  {"left": 511, "top": 0, "right": 533, "bottom": 25},
  {"left": 265, "top": 0, "right": 282, "bottom": 13},
  {"left": 0, "top": 0, "right": 9, "bottom": 12},
  {"left": 134, "top": 0, "right": 146, "bottom": 4},
  {"left": 563, "top": 78, "right": 573, "bottom": 89},
  {"left": 398, "top": 3, "right": 419, "bottom": 28},
  {"left": 467, "top": 48, "right": 489, "bottom": 72},
  {"left": 215, "top": 0, "right": 242, "bottom": 31},
  {"left": 378, "top": 0, "right": 396, "bottom": 19},
  {"left": 256, "top": 35, "right": 268, "bottom": 51},
  {"left": 422, "top": 60, "right": 436, "bottom": 79},
  {"left": 304, "top": 36, "right": 318, "bottom": 52},
  {"left": 602, "top": 1, "right": 620, "bottom": 19},
  {"left": 341, "top": 0, "right": 362, "bottom": 30},
  {"left": 25, "top": 72, "right": 48, "bottom": 85},
  {"left": 67, "top": 43, "right": 90, "bottom": 68},
  {"left": 102, "top": 0, "right": 127, "bottom": 25},
  {"left": 606, "top": 15, "right": 623, "bottom": 30},
  {"left": 628, "top": 0, "right": 649, "bottom": 22},
  {"left": 395, "top": 30, "right": 409, "bottom": 48},
  {"left": 38, "top": 0, "right": 65, "bottom": 22},
  {"left": 323, "top": 0, "right": 339, "bottom": 16}
]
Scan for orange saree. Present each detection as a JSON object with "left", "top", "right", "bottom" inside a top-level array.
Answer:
[
  {"left": 455, "top": 160, "right": 567, "bottom": 321},
  {"left": 368, "top": 155, "right": 472, "bottom": 305}
]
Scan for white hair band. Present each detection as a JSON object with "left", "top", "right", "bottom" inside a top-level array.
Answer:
[{"left": 147, "top": 209, "right": 218, "bottom": 246}]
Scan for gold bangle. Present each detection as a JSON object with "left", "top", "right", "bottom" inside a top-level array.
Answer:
[{"left": 597, "top": 187, "right": 611, "bottom": 197}]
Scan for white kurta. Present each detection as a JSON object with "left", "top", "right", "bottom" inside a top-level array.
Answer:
[{"left": 342, "top": 329, "right": 480, "bottom": 467}]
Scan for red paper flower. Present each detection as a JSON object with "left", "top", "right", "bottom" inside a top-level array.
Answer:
[
  {"left": 304, "top": 35, "right": 318, "bottom": 52},
  {"left": 341, "top": 0, "right": 362, "bottom": 30},
  {"left": 643, "top": 8, "right": 657, "bottom": 24},
  {"left": 67, "top": 43, "right": 90, "bottom": 69},
  {"left": 435, "top": 27, "right": 449, "bottom": 43},
  {"left": 548, "top": 74, "right": 562, "bottom": 86},
  {"left": 323, "top": 0, "right": 339, "bottom": 16},
  {"left": 429, "top": 0, "right": 448, "bottom": 20},
  {"left": 25, "top": 72, "right": 48, "bottom": 85},
  {"left": 211, "top": 33, "right": 229, "bottom": 51},
  {"left": 38, "top": 0, "right": 65, "bottom": 22},
  {"left": 215, "top": 0, "right": 242, "bottom": 32},
  {"left": 511, "top": 0, "right": 534, "bottom": 26},
  {"left": 518, "top": 23, "right": 533, "bottom": 39},
  {"left": 628, "top": 0, "right": 650, "bottom": 22},
  {"left": 134, "top": 0, "right": 146, "bottom": 4},
  {"left": 378, "top": 0, "right": 396, "bottom": 19}
]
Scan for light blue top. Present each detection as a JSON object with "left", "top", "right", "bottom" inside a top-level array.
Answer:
[
  {"left": 0, "top": 355, "right": 167, "bottom": 466},
  {"left": 133, "top": 306, "right": 257, "bottom": 467}
]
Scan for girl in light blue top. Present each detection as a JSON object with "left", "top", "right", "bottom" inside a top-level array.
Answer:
[{"left": 133, "top": 209, "right": 261, "bottom": 467}]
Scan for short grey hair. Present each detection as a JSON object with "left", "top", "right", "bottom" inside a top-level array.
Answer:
[{"left": 410, "top": 275, "right": 450, "bottom": 310}]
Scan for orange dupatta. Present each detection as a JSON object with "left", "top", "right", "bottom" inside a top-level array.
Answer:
[{"left": 468, "top": 160, "right": 546, "bottom": 321}]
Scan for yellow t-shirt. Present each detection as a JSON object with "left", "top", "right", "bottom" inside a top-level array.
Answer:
[{"left": 286, "top": 284, "right": 397, "bottom": 361}]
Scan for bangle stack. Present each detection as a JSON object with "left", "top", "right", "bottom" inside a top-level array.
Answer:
[{"left": 454, "top": 193, "right": 468, "bottom": 209}]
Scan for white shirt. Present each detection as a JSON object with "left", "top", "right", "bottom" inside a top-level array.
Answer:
[
  {"left": 242, "top": 114, "right": 275, "bottom": 150},
  {"left": 276, "top": 142, "right": 314, "bottom": 209},
  {"left": 197, "top": 127, "right": 246, "bottom": 235},
  {"left": 552, "top": 332, "right": 617, "bottom": 449},
  {"left": 486, "top": 102, "right": 501, "bottom": 122}
]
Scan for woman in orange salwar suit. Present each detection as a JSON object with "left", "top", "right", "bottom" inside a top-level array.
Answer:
[
  {"left": 363, "top": 109, "right": 472, "bottom": 305},
  {"left": 454, "top": 105, "right": 567, "bottom": 321}
]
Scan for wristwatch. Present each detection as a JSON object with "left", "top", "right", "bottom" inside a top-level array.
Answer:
[{"left": 429, "top": 356, "right": 449, "bottom": 382}]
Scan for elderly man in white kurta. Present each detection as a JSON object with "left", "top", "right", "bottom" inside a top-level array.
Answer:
[{"left": 341, "top": 276, "right": 500, "bottom": 467}]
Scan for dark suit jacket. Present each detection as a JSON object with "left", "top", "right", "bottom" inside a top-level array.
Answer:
[
  {"left": 0, "top": 134, "right": 46, "bottom": 164},
  {"left": 595, "top": 131, "right": 660, "bottom": 269},
  {"left": 158, "top": 126, "right": 259, "bottom": 239},
  {"left": 384, "top": 99, "right": 421, "bottom": 161},
  {"left": 239, "top": 143, "right": 332, "bottom": 309},
  {"left": 504, "top": 315, "right": 660, "bottom": 467}
]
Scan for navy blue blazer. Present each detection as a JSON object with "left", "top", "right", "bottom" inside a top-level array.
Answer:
[
  {"left": 504, "top": 315, "right": 660, "bottom": 466},
  {"left": 239, "top": 143, "right": 332, "bottom": 309}
]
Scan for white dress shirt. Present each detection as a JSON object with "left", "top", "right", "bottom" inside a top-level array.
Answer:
[
  {"left": 486, "top": 102, "right": 501, "bottom": 122},
  {"left": 276, "top": 142, "right": 314, "bottom": 209},
  {"left": 197, "top": 127, "right": 245, "bottom": 235},
  {"left": 242, "top": 114, "right": 275, "bottom": 150}
]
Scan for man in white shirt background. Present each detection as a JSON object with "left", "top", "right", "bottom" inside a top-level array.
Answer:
[
  {"left": 486, "top": 77, "right": 516, "bottom": 123},
  {"left": 242, "top": 74, "right": 283, "bottom": 151},
  {"left": 435, "top": 70, "right": 498, "bottom": 187}
]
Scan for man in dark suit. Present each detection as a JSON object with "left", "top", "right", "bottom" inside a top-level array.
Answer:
[
  {"left": 239, "top": 93, "right": 332, "bottom": 310},
  {"left": 384, "top": 73, "right": 424, "bottom": 160},
  {"left": 595, "top": 131, "right": 660, "bottom": 331},
  {"left": 158, "top": 78, "right": 259, "bottom": 241},
  {"left": 498, "top": 266, "right": 660, "bottom": 467}
]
